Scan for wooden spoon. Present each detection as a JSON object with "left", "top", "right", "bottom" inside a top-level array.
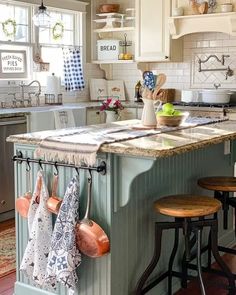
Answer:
[
  {"left": 152, "top": 74, "right": 167, "bottom": 100},
  {"left": 198, "top": 2, "right": 208, "bottom": 14}
]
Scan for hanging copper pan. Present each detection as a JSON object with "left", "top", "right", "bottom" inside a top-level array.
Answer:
[
  {"left": 47, "top": 174, "right": 62, "bottom": 215},
  {"left": 76, "top": 172, "right": 110, "bottom": 258}
]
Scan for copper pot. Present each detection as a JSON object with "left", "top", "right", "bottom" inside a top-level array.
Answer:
[
  {"left": 76, "top": 176, "right": 110, "bottom": 258},
  {"left": 15, "top": 192, "right": 32, "bottom": 218},
  {"left": 16, "top": 172, "right": 42, "bottom": 218},
  {"left": 47, "top": 175, "right": 62, "bottom": 215}
]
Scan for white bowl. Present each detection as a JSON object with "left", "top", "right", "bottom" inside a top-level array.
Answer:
[
  {"left": 220, "top": 3, "right": 233, "bottom": 13},
  {"left": 201, "top": 89, "right": 231, "bottom": 104}
]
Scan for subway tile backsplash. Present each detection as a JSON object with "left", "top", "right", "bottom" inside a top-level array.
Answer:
[{"left": 1, "top": 32, "right": 236, "bottom": 104}]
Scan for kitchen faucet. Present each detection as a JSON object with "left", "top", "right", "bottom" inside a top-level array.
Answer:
[{"left": 18, "top": 80, "right": 42, "bottom": 107}]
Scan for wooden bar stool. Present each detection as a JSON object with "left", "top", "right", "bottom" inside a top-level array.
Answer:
[
  {"left": 198, "top": 177, "right": 236, "bottom": 259},
  {"left": 135, "top": 194, "right": 235, "bottom": 295}
]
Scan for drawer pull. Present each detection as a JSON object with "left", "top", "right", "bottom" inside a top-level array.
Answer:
[{"left": 96, "top": 111, "right": 100, "bottom": 115}]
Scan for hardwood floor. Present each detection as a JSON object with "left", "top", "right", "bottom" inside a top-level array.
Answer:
[
  {"left": 0, "top": 218, "right": 235, "bottom": 294},
  {"left": 0, "top": 272, "right": 16, "bottom": 295}
]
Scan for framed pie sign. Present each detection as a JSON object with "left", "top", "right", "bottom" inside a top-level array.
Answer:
[{"left": 0, "top": 50, "right": 28, "bottom": 79}]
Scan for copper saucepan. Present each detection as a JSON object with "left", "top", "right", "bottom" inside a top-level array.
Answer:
[
  {"left": 76, "top": 173, "right": 110, "bottom": 258},
  {"left": 16, "top": 171, "right": 42, "bottom": 218},
  {"left": 47, "top": 175, "right": 62, "bottom": 215}
]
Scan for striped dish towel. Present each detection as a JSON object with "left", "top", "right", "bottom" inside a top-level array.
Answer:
[
  {"left": 35, "top": 117, "right": 228, "bottom": 167},
  {"left": 35, "top": 124, "right": 158, "bottom": 166},
  {"left": 63, "top": 48, "right": 85, "bottom": 92}
]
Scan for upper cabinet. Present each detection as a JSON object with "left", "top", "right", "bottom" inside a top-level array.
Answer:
[
  {"left": 135, "top": 0, "right": 182, "bottom": 62},
  {"left": 91, "top": 0, "right": 183, "bottom": 65}
]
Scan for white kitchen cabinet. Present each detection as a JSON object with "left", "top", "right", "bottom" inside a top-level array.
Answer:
[
  {"left": 135, "top": 0, "right": 182, "bottom": 62},
  {"left": 86, "top": 108, "right": 106, "bottom": 125},
  {"left": 120, "top": 108, "right": 137, "bottom": 120}
]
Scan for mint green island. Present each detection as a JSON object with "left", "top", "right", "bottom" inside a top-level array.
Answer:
[{"left": 7, "top": 120, "right": 236, "bottom": 295}]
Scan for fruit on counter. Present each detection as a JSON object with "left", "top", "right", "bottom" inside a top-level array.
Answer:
[{"left": 156, "top": 103, "right": 183, "bottom": 116}]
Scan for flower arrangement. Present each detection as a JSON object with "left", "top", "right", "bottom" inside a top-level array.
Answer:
[{"left": 100, "top": 98, "right": 124, "bottom": 114}]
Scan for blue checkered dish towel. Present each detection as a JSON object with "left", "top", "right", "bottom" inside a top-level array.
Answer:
[{"left": 63, "top": 48, "right": 85, "bottom": 91}]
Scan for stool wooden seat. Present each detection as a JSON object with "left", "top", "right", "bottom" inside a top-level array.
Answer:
[
  {"left": 154, "top": 195, "right": 222, "bottom": 218},
  {"left": 198, "top": 176, "right": 236, "bottom": 192},
  {"left": 135, "top": 194, "right": 235, "bottom": 295}
]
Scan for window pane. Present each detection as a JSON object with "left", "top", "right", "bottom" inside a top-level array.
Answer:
[
  {"left": 0, "top": 4, "right": 29, "bottom": 42},
  {"left": 39, "top": 28, "right": 50, "bottom": 44},
  {"left": 15, "top": 6, "right": 28, "bottom": 25},
  {"left": 40, "top": 47, "right": 64, "bottom": 84}
]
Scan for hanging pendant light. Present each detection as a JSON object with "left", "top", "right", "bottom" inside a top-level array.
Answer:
[{"left": 33, "top": 0, "right": 51, "bottom": 27}]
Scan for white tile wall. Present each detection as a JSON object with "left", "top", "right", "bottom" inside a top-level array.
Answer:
[
  {"left": 111, "top": 32, "right": 236, "bottom": 101},
  {"left": 2, "top": 31, "right": 236, "bottom": 104}
]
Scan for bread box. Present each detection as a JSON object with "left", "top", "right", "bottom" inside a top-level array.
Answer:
[{"left": 97, "top": 39, "right": 120, "bottom": 61}]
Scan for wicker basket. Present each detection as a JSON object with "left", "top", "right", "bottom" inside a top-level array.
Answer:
[{"left": 156, "top": 89, "right": 175, "bottom": 103}]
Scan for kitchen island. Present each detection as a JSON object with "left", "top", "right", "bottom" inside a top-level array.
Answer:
[{"left": 7, "top": 119, "right": 236, "bottom": 295}]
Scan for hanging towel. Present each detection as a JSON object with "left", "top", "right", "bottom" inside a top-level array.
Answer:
[
  {"left": 46, "top": 177, "right": 81, "bottom": 293},
  {"left": 20, "top": 171, "right": 52, "bottom": 287},
  {"left": 54, "top": 110, "right": 76, "bottom": 129},
  {"left": 63, "top": 48, "right": 85, "bottom": 92}
]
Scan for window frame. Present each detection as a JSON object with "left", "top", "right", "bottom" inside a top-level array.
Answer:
[{"left": 0, "top": 0, "right": 86, "bottom": 87}]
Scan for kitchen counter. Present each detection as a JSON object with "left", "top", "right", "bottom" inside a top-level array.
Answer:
[
  {"left": 7, "top": 119, "right": 236, "bottom": 159},
  {"left": 10, "top": 119, "right": 236, "bottom": 295}
]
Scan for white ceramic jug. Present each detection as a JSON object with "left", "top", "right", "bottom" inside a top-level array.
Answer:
[{"left": 141, "top": 99, "right": 162, "bottom": 127}]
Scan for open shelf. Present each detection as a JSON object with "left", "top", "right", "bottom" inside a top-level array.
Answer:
[
  {"left": 92, "top": 59, "right": 134, "bottom": 64},
  {"left": 169, "top": 12, "right": 236, "bottom": 39},
  {"left": 93, "top": 26, "right": 135, "bottom": 33}
]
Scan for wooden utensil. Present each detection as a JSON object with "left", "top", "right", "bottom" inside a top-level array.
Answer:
[
  {"left": 198, "top": 2, "right": 208, "bottom": 14},
  {"left": 152, "top": 74, "right": 167, "bottom": 100}
]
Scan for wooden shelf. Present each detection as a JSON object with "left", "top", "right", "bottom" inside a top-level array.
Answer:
[
  {"left": 169, "top": 12, "right": 236, "bottom": 39},
  {"left": 92, "top": 59, "right": 134, "bottom": 64},
  {"left": 93, "top": 26, "right": 135, "bottom": 33}
]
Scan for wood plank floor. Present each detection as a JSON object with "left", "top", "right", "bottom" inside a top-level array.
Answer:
[{"left": 0, "top": 219, "right": 235, "bottom": 295}]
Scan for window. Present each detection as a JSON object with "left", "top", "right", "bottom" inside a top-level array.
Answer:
[
  {"left": 36, "top": 8, "right": 81, "bottom": 85},
  {"left": 0, "top": 3, "right": 29, "bottom": 43},
  {"left": 0, "top": 1, "right": 83, "bottom": 86}
]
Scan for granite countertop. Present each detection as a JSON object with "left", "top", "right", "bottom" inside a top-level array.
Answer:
[{"left": 7, "top": 119, "right": 236, "bottom": 159}]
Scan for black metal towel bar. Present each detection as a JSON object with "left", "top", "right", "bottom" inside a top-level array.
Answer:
[{"left": 12, "top": 151, "right": 106, "bottom": 175}]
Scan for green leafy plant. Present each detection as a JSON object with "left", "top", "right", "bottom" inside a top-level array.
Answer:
[{"left": 2, "top": 19, "right": 16, "bottom": 38}]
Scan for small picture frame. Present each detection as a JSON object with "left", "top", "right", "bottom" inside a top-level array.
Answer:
[
  {"left": 107, "top": 80, "right": 125, "bottom": 101},
  {"left": 0, "top": 50, "right": 28, "bottom": 79},
  {"left": 90, "top": 79, "right": 108, "bottom": 101},
  {"left": 90, "top": 78, "right": 126, "bottom": 101}
]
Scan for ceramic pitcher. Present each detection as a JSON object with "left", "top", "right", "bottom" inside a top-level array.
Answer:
[{"left": 141, "top": 99, "right": 162, "bottom": 127}]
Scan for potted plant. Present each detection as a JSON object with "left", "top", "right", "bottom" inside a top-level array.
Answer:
[{"left": 100, "top": 98, "right": 124, "bottom": 123}]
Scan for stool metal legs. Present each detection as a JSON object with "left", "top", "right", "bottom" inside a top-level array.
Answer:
[
  {"left": 210, "top": 219, "right": 235, "bottom": 295},
  {"left": 135, "top": 221, "right": 182, "bottom": 295},
  {"left": 135, "top": 218, "right": 236, "bottom": 295},
  {"left": 168, "top": 228, "right": 179, "bottom": 295},
  {"left": 196, "top": 228, "right": 206, "bottom": 295}
]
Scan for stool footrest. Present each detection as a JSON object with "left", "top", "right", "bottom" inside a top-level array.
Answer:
[
  {"left": 141, "top": 270, "right": 196, "bottom": 294},
  {"left": 187, "top": 263, "right": 236, "bottom": 281},
  {"left": 218, "top": 245, "right": 236, "bottom": 255}
]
